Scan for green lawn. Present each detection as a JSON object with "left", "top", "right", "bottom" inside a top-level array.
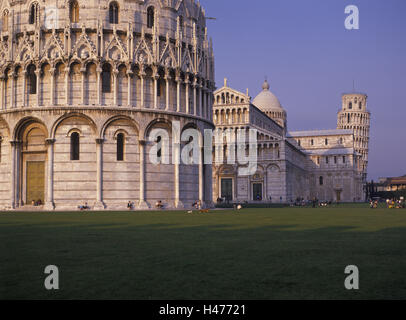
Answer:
[{"left": 1, "top": 207, "right": 406, "bottom": 300}]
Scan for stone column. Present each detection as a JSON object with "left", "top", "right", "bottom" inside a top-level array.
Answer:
[
  {"left": 44, "top": 139, "right": 55, "bottom": 210},
  {"left": 96, "top": 66, "right": 102, "bottom": 105},
  {"left": 175, "top": 74, "right": 181, "bottom": 112},
  {"left": 200, "top": 87, "right": 205, "bottom": 119},
  {"left": 15, "top": 141, "right": 22, "bottom": 206},
  {"left": 139, "top": 68, "right": 145, "bottom": 108},
  {"left": 0, "top": 76, "right": 4, "bottom": 110},
  {"left": 199, "top": 146, "right": 204, "bottom": 206},
  {"left": 127, "top": 70, "right": 133, "bottom": 107},
  {"left": 80, "top": 67, "right": 86, "bottom": 105},
  {"left": 164, "top": 69, "right": 170, "bottom": 111},
  {"left": 140, "top": 75, "right": 144, "bottom": 108},
  {"left": 22, "top": 71, "right": 26, "bottom": 107},
  {"left": 138, "top": 140, "right": 150, "bottom": 209},
  {"left": 10, "top": 141, "right": 17, "bottom": 208},
  {"left": 35, "top": 69, "right": 40, "bottom": 106},
  {"left": 185, "top": 74, "right": 190, "bottom": 114},
  {"left": 10, "top": 72, "right": 16, "bottom": 108},
  {"left": 193, "top": 79, "right": 197, "bottom": 116},
  {"left": 113, "top": 69, "right": 118, "bottom": 106},
  {"left": 153, "top": 73, "right": 158, "bottom": 109},
  {"left": 50, "top": 68, "right": 55, "bottom": 106},
  {"left": 198, "top": 82, "right": 202, "bottom": 117},
  {"left": 174, "top": 141, "right": 184, "bottom": 208},
  {"left": 65, "top": 67, "right": 70, "bottom": 105},
  {"left": 210, "top": 91, "right": 213, "bottom": 122},
  {"left": 206, "top": 91, "right": 210, "bottom": 119},
  {"left": 95, "top": 138, "right": 105, "bottom": 210},
  {"left": 206, "top": 160, "right": 214, "bottom": 208}
]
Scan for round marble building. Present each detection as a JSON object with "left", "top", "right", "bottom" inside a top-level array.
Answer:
[{"left": 0, "top": 0, "right": 215, "bottom": 210}]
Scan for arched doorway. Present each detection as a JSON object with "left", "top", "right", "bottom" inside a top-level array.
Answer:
[{"left": 16, "top": 121, "right": 48, "bottom": 206}]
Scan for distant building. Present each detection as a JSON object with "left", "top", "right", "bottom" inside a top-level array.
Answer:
[
  {"left": 376, "top": 176, "right": 406, "bottom": 192},
  {"left": 212, "top": 79, "right": 371, "bottom": 203}
]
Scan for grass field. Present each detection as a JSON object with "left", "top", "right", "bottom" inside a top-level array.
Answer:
[{"left": 1, "top": 206, "right": 406, "bottom": 300}]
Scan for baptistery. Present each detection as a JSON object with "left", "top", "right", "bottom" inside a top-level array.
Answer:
[{"left": 0, "top": 0, "right": 215, "bottom": 210}]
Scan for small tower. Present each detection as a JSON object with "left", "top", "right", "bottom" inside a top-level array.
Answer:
[{"left": 337, "top": 93, "right": 371, "bottom": 180}]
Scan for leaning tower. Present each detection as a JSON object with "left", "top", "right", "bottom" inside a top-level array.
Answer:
[{"left": 337, "top": 93, "right": 371, "bottom": 181}]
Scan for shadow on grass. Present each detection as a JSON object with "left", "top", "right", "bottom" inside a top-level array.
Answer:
[{"left": 0, "top": 219, "right": 406, "bottom": 300}]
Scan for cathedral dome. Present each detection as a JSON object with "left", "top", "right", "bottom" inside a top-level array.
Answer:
[
  {"left": 252, "top": 80, "right": 286, "bottom": 128},
  {"left": 252, "top": 80, "right": 284, "bottom": 112}
]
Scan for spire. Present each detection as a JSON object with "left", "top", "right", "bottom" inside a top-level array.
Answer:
[
  {"left": 262, "top": 79, "right": 270, "bottom": 91},
  {"left": 224, "top": 77, "right": 228, "bottom": 87}
]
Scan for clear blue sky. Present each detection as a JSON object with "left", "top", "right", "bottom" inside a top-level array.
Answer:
[{"left": 203, "top": 0, "right": 406, "bottom": 181}]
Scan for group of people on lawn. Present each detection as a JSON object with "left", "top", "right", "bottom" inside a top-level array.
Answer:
[
  {"left": 369, "top": 198, "right": 405, "bottom": 209},
  {"left": 385, "top": 198, "right": 405, "bottom": 209},
  {"left": 125, "top": 200, "right": 203, "bottom": 210}
]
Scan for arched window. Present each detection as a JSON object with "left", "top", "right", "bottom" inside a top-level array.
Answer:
[
  {"left": 359, "top": 102, "right": 362, "bottom": 109},
  {"left": 69, "top": 0, "right": 79, "bottom": 23},
  {"left": 3, "top": 10, "right": 9, "bottom": 32},
  {"left": 117, "top": 133, "right": 124, "bottom": 161},
  {"left": 70, "top": 132, "right": 80, "bottom": 161},
  {"left": 347, "top": 114, "right": 350, "bottom": 123},
  {"left": 29, "top": 2, "right": 39, "bottom": 25},
  {"left": 342, "top": 156, "right": 346, "bottom": 163},
  {"left": 102, "top": 64, "right": 111, "bottom": 93},
  {"left": 319, "top": 176, "right": 324, "bottom": 186},
  {"left": 27, "top": 65, "right": 37, "bottom": 94},
  {"left": 157, "top": 79, "right": 162, "bottom": 97},
  {"left": 109, "top": 2, "right": 119, "bottom": 24},
  {"left": 179, "top": 15, "right": 184, "bottom": 30},
  {"left": 147, "top": 6, "right": 154, "bottom": 28},
  {"left": 310, "top": 139, "right": 314, "bottom": 146},
  {"left": 325, "top": 138, "right": 328, "bottom": 145},
  {"left": 349, "top": 102, "right": 353, "bottom": 109},
  {"left": 156, "top": 136, "right": 162, "bottom": 160}
]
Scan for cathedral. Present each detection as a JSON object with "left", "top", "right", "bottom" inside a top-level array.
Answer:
[
  {"left": 0, "top": 0, "right": 370, "bottom": 211},
  {"left": 213, "top": 79, "right": 370, "bottom": 203}
]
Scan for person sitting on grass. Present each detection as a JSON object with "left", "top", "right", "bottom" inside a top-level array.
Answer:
[
  {"left": 78, "top": 202, "right": 90, "bottom": 211},
  {"left": 155, "top": 200, "right": 164, "bottom": 209},
  {"left": 127, "top": 201, "right": 134, "bottom": 210},
  {"left": 192, "top": 201, "right": 199, "bottom": 209}
]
